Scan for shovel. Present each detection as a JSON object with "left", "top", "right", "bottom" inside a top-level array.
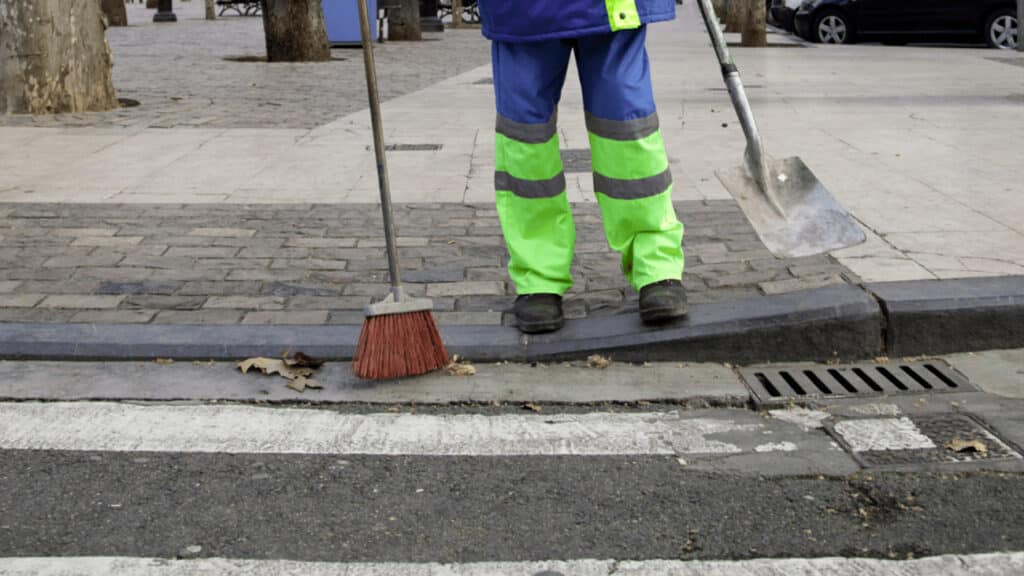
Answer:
[{"left": 694, "top": 0, "right": 865, "bottom": 258}]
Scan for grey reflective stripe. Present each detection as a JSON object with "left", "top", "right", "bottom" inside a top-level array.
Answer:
[
  {"left": 585, "top": 112, "right": 660, "bottom": 141},
  {"left": 594, "top": 169, "right": 672, "bottom": 200},
  {"left": 496, "top": 113, "right": 557, "bottom": 144},
  {"left": 495, "top": 171, "right": 566, "bottom": 199}
]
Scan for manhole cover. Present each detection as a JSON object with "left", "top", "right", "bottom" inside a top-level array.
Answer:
[
  {"left": 740, "top": 360, "right": 974, "bottom": 406},
  {"left": 365, "top": 144, "right": 443, "bottom": 152},
  {"left": 827, "top": 414, "right": 1022, "bottom": 468},
  {"left": 561, "top": 148, "right": 591, "bottom": 173}
]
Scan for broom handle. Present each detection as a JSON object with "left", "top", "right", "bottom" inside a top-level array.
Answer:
[{"left": 357, "top": 0, "right": 403, "bottom": 295}]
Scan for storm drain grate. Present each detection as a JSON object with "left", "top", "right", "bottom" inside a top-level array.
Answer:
[
  {"left": 827, "top": 414, "right": 1022, "bottom": 468},
  {"left": 740, "top": 360, "right": 975, "bottom": 406},
  {"left": 365, "top": 144, "right": 443, "bottom": 152},
  {"left": 561, "top": 148, "right": 592, "bottom": 173}
]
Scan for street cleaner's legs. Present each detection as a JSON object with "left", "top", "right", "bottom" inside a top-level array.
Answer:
[
  {"left": 493, "top": 39, "right": 575, "bottom": 334},
  {"left": 576, "top": 27, "right": 688, "bottom": 324}
]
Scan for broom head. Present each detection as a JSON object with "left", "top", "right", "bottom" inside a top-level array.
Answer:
[{"left": 354, "top": 291, "right": 449, "bottom": 380}]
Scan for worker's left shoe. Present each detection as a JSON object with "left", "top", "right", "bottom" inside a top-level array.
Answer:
[{"left": 639, "top": 279, "right": 688, "bottom": 325}]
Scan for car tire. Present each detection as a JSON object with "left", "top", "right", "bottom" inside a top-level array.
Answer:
[
  {"left": 813, "top": 9, "right": 853, "bottom": 44},
  {"left": 985, "top": 10, "right": 1019, "bottom": 50}
]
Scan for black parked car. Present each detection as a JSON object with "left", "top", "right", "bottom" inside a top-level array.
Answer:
[{"left": 793, "top": 0, "right": 1018, "bottom": 49}]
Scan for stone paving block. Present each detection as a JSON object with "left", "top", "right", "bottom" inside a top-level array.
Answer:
[
  {"left": 286, "top": 296, "right": 371, "bottom": 311},
  {"left": 97, "top": 281, "right": 181, "bottom": 295},
  {"left": 260, "top": 282, "right": 340, "bottom": 297},
  {"left": 38, "top": 294, "right": 125, "bottom": 309},
  {"left": 224, "top": 269, "right": 303, "bottom": 282},
  {"left": 326, "top": 311, "right": 366, "bottom": 325},
  {"left": 788, "top": 263, "right": 850, "bottom": 278},
  {"left": 466, "top": 267, "right": 507, "bottom": 281},
  {"left": 356, "top": 237, "right": 430, "bottom": 248},
  {"left": 70, "top": 309, "right": 157, "bottom": 324},
  {"left": 699, "top": 249, "right": 776, "bottom": 265},
  {"left": 73, "top": 268, "right": 154, "bottom": 282},
  {"left": 189, "top": 228, "right": 257, "bottom": 238},
  {"left": 164, "top": 246, "right": 241, "bottom": 259},
  {"left": 427, "top": 281, "right": 506, "bottom": 297},
  {"left": 759, "top": 273, "right": 847, "bottom": 295},
  {"left": 0, "top": 281, "right": 21, "bottom": 293},
  {"left": 70, "top": 236, "right": 144, "bottom": 247},
  {"left": 238, "top": 247, "right": 309, "bottom": 259},
  {"left": 242, "top": 311, "right": 329, "bottom": 325},
  {"left": 124, "top": 295, "right": 208, "bottom": 311},
  {"left": 0, "top": 268, "right": 71, "bottom": 281},
  {"left": 402, "top": 268, "right": 466, "bottom": 283},
  {"left": 52, "top": 228, "right": 119, "bottom": 237},
  {"left": 154, "top": 310, "right": 246, "bottom": 325},
  {"left": 42, "top": 253, "right": 124, "bottom": 268},
  {"left": 455, "top": 295, "right": 514, "bottom": 312},
  {"left": 148, "top": 269, "right": 229, "bottom": 282},
  {"left": 16, "top": 280, "right": 104, "bottom": 295},
  {"left": 706, "top": 270, "right": 787, "bottom": 289},
  {"left": 5, "top": 294, "right": 46, "bottom": 308},
  {"left": 271, "top": 258, "right": 349, "bottom": 271},
  {"left": 177, "top": 281, "right": 263, "bottom": 296},
  {"left": 0, "top": 308, "right": 78, "bottom": 322},
  {"left": 434, "top": 311, "right": 503, "bottom": 326},
  {"left": 284, "top": 238, "right": 357, "bottom": 248},
  {"left": 204, "top": 296, "right": 286, "bottom": 310}
]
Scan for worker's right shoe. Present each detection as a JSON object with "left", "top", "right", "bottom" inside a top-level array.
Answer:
[{"left": 514, "top": 293, "right": 565, "bottom": 334}]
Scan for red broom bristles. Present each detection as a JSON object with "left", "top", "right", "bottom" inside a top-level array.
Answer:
[{"left": 353, "top": 310, "right": 449, "bottom": 380}]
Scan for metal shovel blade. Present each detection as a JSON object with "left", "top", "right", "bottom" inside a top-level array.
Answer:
[{"left": 716, "top": 155, "right": 866, "bottom": 259}]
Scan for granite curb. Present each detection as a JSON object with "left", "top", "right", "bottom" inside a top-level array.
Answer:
[{"left": 0, "top": 277, "right": 1019, "bottom": 364}]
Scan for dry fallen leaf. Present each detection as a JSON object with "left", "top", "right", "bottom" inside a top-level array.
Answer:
[
  {"left": 587, "top": 354, "right": 610, "bottom": 369},
  {"left": 945, "top": 438, "right": 988, "bottom": 455},
  {"left": 239, "top": 352, "right": 324, "bottom": 393},
  {"left": 524, "top": 403, "right": 542, "bottom": 413},
  {"left": 447, "top": 356, "right": 477, "bottom": 376},
  {"left": 154, "top": 358, "right": 174, "bottom": 365}
]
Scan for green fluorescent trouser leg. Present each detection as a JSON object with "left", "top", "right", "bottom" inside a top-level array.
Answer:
[
  {"left": 494, "top": 118, "right": 575, "bottom": 296},
  {"left": 588, "top": 115, "right": 684, "bottom": 291}
]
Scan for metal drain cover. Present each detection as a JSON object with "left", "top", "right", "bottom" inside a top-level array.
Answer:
[
  {"left": 827, "top": 414, "right": 1022, "bottom": 468},
  {"left": 561, "top": 148, "right": 592, "bottom": 173},
  {"left": 740, "top": 360, "right": 975, "bottom": 406}
]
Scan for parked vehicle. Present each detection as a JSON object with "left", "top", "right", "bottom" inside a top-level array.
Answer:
[
  {"left": 793, "top": 0, "right": 1019, "bottom": 49},
  {"left": 771, "top": 0, "right": 803, "bottom": 31}
]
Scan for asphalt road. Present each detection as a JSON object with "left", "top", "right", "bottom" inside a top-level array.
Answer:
[{"left": 2, "top": 451, "right": 1022, "bottom": 563}]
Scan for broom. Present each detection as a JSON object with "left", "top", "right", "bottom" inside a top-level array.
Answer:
[{"left": 352, "top": 0, "right": 449, "bottom": 380}]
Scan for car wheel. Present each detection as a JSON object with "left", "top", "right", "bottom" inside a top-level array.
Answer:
[
  {"left": 985, "top": 10, "right": 1019, "bottom": 50},
  {"left": 813, "top": 10, "right": 852, "bottom": 44}
]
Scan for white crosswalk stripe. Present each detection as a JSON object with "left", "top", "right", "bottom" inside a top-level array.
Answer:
[{"left": 2, "top": 554, "right": 1023, "bottom": 575}]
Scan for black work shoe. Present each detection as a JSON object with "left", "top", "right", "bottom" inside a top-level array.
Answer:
[
  {"left": 514, "top": 293, "right": 565, "bottom": 334},
  {"left": 639, "top": 279, "right": 689, "bottom": 325}
]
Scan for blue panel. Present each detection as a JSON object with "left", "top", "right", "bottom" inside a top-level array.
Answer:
[{"left": 323, "top": 0, "right": 378, "bottom": 45}]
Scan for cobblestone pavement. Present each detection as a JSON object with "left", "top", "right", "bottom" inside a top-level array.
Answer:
[
  {"left": 0, "top": 3, "right": 490, "bottom": 130},
  {"left": 0, "top": 201, "right": 857, "bottom": 327}
]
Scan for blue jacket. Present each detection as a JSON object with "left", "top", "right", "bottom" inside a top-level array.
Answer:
[{"left": 478, "top": 0, "right": 677, "bottom": 43}]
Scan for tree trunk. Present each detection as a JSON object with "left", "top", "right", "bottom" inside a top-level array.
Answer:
[
  {"left": 725, "top": 0, "right": 744, "bottom": 33},
  {"left": 741, "top": 0, "right": 767, "bottom": 46},
  {"left": 260, "top": 0, "right": 330, "bottom": 62},
  {"left": 388, "top": 0, "right": 422, "bottom": 41},
  {"left": 205, "top": 0, "right": 216, "bottom": 19},
  {"left": 101, "top": 0, "right": 128, "bottom": 26},
  {"left": 0, "top": 0, "right": 119, "bottom": 115}
]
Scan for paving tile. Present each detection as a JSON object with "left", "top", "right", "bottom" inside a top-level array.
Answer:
[
  {"left": 70, "top": 309, "right": 157, "bottom": 324},
  {"left": 427, "top": 281, "right": 506, "bottom": 297},
  {"left": 242, "top": 311, "right": 330, "bottom": 325},
  {"left": 38, "top": 295, "right": 125, "bottom": 309}
]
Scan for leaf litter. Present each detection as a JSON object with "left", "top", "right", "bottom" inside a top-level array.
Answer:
[{"left": 238, "top": 351, "right": 325, "bottom": 393}]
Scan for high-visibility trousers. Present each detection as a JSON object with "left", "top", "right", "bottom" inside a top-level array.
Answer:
[{"left": 493, "top": 26, "right": 685, "bottom": 296}]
